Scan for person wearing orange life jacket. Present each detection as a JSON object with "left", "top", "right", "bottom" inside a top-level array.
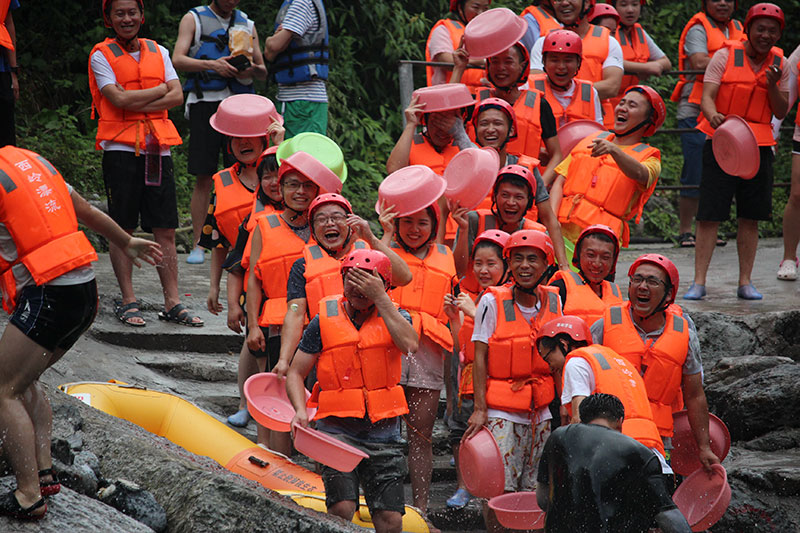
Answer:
[
  {"left": 0, "top": 0, "right": 18, "bottom": 148},
  {"left": 550, "top": 84, "right": 664, "bottom": 246},
  {"left": 520, "top": 0, "right": 562, "bottom": 52},
  {"left": 452, "top": 40, "right": 564, "bottom": 180},
  {"left": 529, "top": 29, "right": 602, "bottom": 145},
  {"left": 452, "top": 163, "right": 568, "bottom": 282},
  {"left": 443, "top": 229, "right": 509, "bottom": 509},
  {"left": 89, "top": 0, "right": 196, "bottom": 328},
  {"left": 426, "top": 0, "right": 491, "bottom": 91},
  {"left": 535, "top": 315, "right": 668, "bottom": 467},
  {"left": 685, "top": 3, "right": 790, "bottom": 302},
  {"left": 588, "top": 1, "right": 619, "bottom": 32},
  {"left": 548, "top": 224, "right": 622, "bottom": 326},
  {"left": 463, "top": 230, "right": 562, "bottom": 531},
  {"left": 376, "top": 167, "right": 456, "bottom": 515},
  {"left": 592, "top": 254, "right": 720, "bottom": 475},
  {"left": 673, "top": 0, "right": 744, "bottom": 248},
  {"left": 530, "top": 0, "right": 624, "bottom": 129},
  {"left": 286, "top": 249, "right": 418, "bottom": 533},
  {"left": 0, "top": 146, "right": 162, "bottom": 520},
  {"left": 275, "top": 193, "right": 412, "bottom": 388}
]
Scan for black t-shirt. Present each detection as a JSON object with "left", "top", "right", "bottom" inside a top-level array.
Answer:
[
  {"left": 538, "top": 423, "right": 677, "bottom": 533},
  {"left": 539, "top": 97, "right": 557, "bottom": 139}
]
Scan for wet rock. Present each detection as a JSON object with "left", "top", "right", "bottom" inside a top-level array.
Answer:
[
  {"left": 50, "top": 437, "right": 75, "bottom": 466},
  {"left": 56, "top": 459, "right": 98, "bottom": 496},
  {"left": 705, "top": 361, "right": 800, "bottom": 441},
  {"left": 134, "top": 354, "right": 237, "bottom": 382},
  {"left": 743, "top": 429, "right": 800, "bottom": 452},
  {"left": 74, "top": 450, "right": 102, "bottom": 479},
  {"left": 99, "top": 479, "right": 167, "bottom": 533},
  {"left": 706, "top": 355, "right": 794, "bottom": 387},
  {"left": 711, "top": 477, "right": 798, "bottom": 533}
]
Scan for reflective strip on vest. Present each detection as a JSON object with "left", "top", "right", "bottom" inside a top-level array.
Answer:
[
  {"left": 591, "top": 351, "right": 611, "bottom": 370},
  {"left": 525, "top": 91, "right": 538, "bottom": 108},
  {"left": 107, "top": 42, "right": 124, "bottom": 57},
  {"left": 734, "top": 48, "right": 744, "bottom": 68},
  {"left": 610, "top": 306, "right": 623, "bottom": 325},
  {"left": 581, "top": 82, "right": 591, "bottom": 102},
  {"left": 673, "top": 315, "right": 685, "bottom": 333},
  {"left": 325, "top": 298, "right": 338, "bottom": 317},
  {"left": 219, "top": 170, "right": 234, "bottom": 187},
  {"left": 534, "top": 78, "right": 545, "bottom": 92},
  {"left": 479, "top": 89, "right": 491, "bottom": 101},
  {"left": 413, "top": 133, "right": 425, "bottom": 145},
  {"left": 610, "top": 283, "right": 620, "bottom": 298},
  {"left": 503, "top": 299, "right": 516, "bottom": 322},
  {"left": 266, "top": 214, "right": 280, "bottom": 228},
  {"left": 354, "top": 241, "right": 366, "bottom": 249},
  {"left": 309, "top": 245, "right": 323, "bottom": 259},
  {"left": 592, "top": 25, "right": 603, "bottom": 37},
  {"left": 0, "top": 169, "right": 16, "bottom": 193},
  {"left": 568, "top": 270, "right": 583, "bottom": 285},
  {"left": 548, "top": 291, "right": 558, "bottom": 313}
]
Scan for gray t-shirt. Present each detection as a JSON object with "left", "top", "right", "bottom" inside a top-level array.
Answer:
[{"left": 676, "top": 22, "right": 729, "bottom": 120}]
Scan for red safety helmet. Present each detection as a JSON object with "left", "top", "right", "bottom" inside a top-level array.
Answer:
[
  {"left": 504, "top": 230, "right": 555, "bottom": 265},
  {"left": 536, "top": 315, "right": 592, "bottom": 345},
  {"left": 474, "top": 229, "right": 511, "bottom": 252},
  {"left": 572, "top": 224, "right": 620, "bottom": 276},
  {"left": 102, "top": 0, "right": 144, "bottom": 27},
  {"left": 628, "top": 253, "right": 679, "bottom": 304},
  {"left": 342, "top": 249, "right": 392, "bottom": 287},
  {"left": 610, "top": 0, "right": 645, "bottom": 5},
  {"left": 542, "top": 29, "right": 583, "bottom": 57},
  {"left": 473, "top": 97, "right": 518, "bottom": 141},
  {"left": 745, "top": 3, "right": 784, "bottom": 32},
  {"left": 589, "top": 3, "right": 621, "bottom": 25},
  {"left": 623, "top": 85, "right": 665, "bottom": 137},
  {"left": 308, "top": 193, "right": 353, "bottom": 221},
  {"left": 486, "top": 42, "right": 530, "bottom": 88},
  {"left": 256, "top": 145, "right": 279, "bottom": 169},
  {"left": 494, "top": 164, "right": 537, "bottom": 211},
  {"left": 450, "top": 0, "right": 492, "bottom": 13}
]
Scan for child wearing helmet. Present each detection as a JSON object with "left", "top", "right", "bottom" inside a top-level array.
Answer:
[
  {"left": 593, "top": 253, "right": 720, "bottom": 474},
  {"left": 285, "top": 248, "right": 418, "bottom": 533},
  {"left": 426, "top": 0, "right": 491, "bottom": 91},
  {"left": 550, "top": 84, "right": 665, "bottom": 247},
  {"left": 589, "top": 2, "right": 620, "bottom": 32},
  {"left": 548, "top": 224, "right": 623, "bottom": 326},
  {"left": 688, "top": 2, "right": 790, "bottom": 301},
  {"left": 442, "top": 229, "right": 510, "bottom": 508},
  {"left": 377, "top": 166, "right": 457, "bottom": 515},
  {"left": 464, "top": 230, "right": 562, "bottom": 525}
]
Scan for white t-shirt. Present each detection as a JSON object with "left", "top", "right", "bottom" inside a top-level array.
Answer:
[
  {"left": 472, "top": 292, "right": 553, "bottom": 425},
  {"left": 549, "top": 80, "right": 603, "bottom": 123},
  {"left": 531, "top": 33, "right": 624, "bottom": 72},
  {"left": 773, "top": 43, "right": 800, "bottom": 143},
  {"left": 90, "top": 44, "right": 179, "bottom": 154},
  {"left": 427, "top": 23, "right": 456, "bottom": 86}
]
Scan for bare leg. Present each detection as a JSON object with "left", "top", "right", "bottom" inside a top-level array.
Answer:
[
  {"left": 327, "top": 500, "right": 357, "bottom": 522},
  {"left": 190, "top": 174, "right": 213, "bottom": 248},
  {"left": 678, "top": 196, "right": 699, "bottom": 236},
  {"left": 236, "top": 341, "right": 258, "bottom": 411},
  {"left": 693, "top": 220, "right": 721, "bottom": 286},
  {"left": 152, "top": 228, "right": 181, "bottom": 310},
  {"left": 403, "top": 386, "right": 439, "bottom": 514},
  {"left": 372, "top": 509, "right": 403, "bottom": 533},
  {"left": 108, "top": 229, "right": 146, "bottom": 326},
  {"left": 736, "top": 218, "right": 759, "bottom": 286},
  {"left": 252, "top": 356, "right": 292, "bottom": 454},
  {"left": 782, "top": 154, "right": 800, "bottom": 261}
]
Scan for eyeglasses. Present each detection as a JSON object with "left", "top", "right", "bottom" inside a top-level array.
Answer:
[
  {"left": 282, "top": 180, "right": 318, "bottom": 192},
  {"left": 313, "top": 214, "right": 347, "bottom": 226},
  {"left": 540, "top": 345, "right": 557, "bottom": 363},
  {"left": 629, "top": 275, "right": 665, "bottom": 289}
]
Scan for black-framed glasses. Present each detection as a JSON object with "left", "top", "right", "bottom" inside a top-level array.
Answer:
[{"left": 629, "top": 275, "right": 665, "bottom": 289}]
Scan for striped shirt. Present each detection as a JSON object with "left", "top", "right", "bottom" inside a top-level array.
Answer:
[{"left": 276, "top": 0, "right": 328, "bottom": 103}]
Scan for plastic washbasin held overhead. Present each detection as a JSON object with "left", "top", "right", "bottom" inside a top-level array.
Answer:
[
  {"left": 411, "top": 83, "right": 475, "bottom": 114},
  {"left": 375, "top": 165, "right": 447, "bottom": 217},
  {"left": 444, "top": 147, "right": 500, "bottom": 210}
]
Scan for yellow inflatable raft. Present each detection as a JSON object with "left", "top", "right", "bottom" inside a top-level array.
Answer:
[{"left": 59, "top": 380, "right": 428, "bottom": 533}]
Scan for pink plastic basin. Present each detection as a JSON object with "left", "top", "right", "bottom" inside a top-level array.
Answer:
[
  {"left": 673, "top": 464, "right": 731, "bottom": 532},
  {"left": 412, "top": 83, "right": 475, "bottom": 114},
  {"left": 375, "top": 165, "right": 447, "bottom": 217},
  {"left": 244, "top": 373, "right": 315, "bottom": 433},
  {"left": 712, "top": 115, "right": 760, "bottom": 179},
  {"left": 293, "top": 425, "right": 369, "bottom": 472},
  {"left": 671, "top": 410, "right": 731, "bottom": 476},
  {"left": 444, "top": 147, "right": 500, "bottom": 210},
  {"left": 209, "top": 94, "right": 283, "bottom": 137},
  {"left": 459, "top": 427, "right": 505, "bottom": 498},
  {"left": 557, "top": 119, "right": 606, "bottom": 155},
  {"left": 489, "top": 491, "right": 546, "bottom": 530},
  {"left": 464, "top": 8, "right": 528, "bottom": 60}
]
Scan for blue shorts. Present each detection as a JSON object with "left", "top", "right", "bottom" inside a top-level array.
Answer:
[{"left": 678, "top": 116, "right": 706, "bottom": 199}]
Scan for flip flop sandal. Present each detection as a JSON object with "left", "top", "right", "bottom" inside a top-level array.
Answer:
[
  {"left": 0, "top": 491, "right": 46, "bottom": 520},
  {"left": 39, "top": 468, "right": 60, "bottom": 496},
  {"left": 716, "top": 236, "right": 727, "bottom": 247},
  {"left": 115, "top": 301, "right": 146, "bottom": 327},
  {"left": 158, "top": 303, "right": 204, "bottom": 327},
  {"left": 677, "top": 233, "right": 696, "bottom": 248}
]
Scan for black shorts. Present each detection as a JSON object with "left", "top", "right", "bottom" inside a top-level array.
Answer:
[
  {"left": 103, "top": 151, "right": 178, "bottom": 231},
  {"left": 187, "top": 101, "right": 236, "bottom": 176},
  {"left": 10, "top": 280, "right": 98, "bottom": 352},
  {"left": 696, "top": 141, "right": 774, "bottom": 222},
  {"left": 322, "top": 437, "right": 407, "bottom": 515},
  {"left": 249, "top": 331, "right": 280, "bottom": 368},
  {"left": 793, "top": 140, "right": 800, "bottom": 155}
]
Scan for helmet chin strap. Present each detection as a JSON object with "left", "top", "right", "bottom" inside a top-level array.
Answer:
[
  {"left": 513, "top": 265, "right": 557, "bottom": 295},
  {"left": 317, "top": 227, "right": 353, "bottom": 256},
  {"left": 613, "top": 118, "right": 650, "bottom": 138},
  {"left": 115, "top": 32, "right": 140, "bottom": 51},
  {"left": 642, "top": 286, "right": 670, "bottom": 320}
]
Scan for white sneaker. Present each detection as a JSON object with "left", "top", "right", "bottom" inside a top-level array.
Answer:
[{"left": 777, "top": 258, "right": 798, "bottom": 281}]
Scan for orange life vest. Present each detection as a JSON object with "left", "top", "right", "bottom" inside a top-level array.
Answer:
[
  {"left": 610, "top": 23, "right": 650, "bottom": 110},
  {"left": 303, "top": 239, "right": 368, "bottom": 319},
  {"left": 310, "top": 295, "right": 408, "bottom": 423},
  {"left": 0, "top": 0, "right": 13, "bottom": 50},
  {"left": 696, "top": 41, "right": 784, "bottom": 146},
  {"left": 530, "top": 74, "right": 598, "bottom": 128},
  {"left": 476, "top": 88, "right": 545, "bottom": 161},
  {"left": 253, "top": 214, "right": 308, "bottom": 327},
  {"left": 551, "top": 269, "right": 622, "bottom": 326},
  {"left": 88, "top": 38, "right": 183, "bottom": 152},
  {"left": 409, "top": 132, "right": 460, "bottom": 175},
  {"left": 457, "top": 284, "right": 484, "bottom": 397},
  {"left": 558, "top": 130, "right": 660, "bottom": 247},
  {"left": 564, "top": 344, "right": 665, "bottom": 456},
  {"left": 520, "top": 5, "right": 561, "bottom": 38},
  {"left": 245, "top": 195, "right": 280, "bottom": 232},
  {"left": 601, "top": 302, "right": 689, "bottom": 437},
  {"left": 0, "top": 147, "right": 98, "bottom": 313},
  {"left": 670, "top": 12, "right": 745, "bottom": 105},
  {"left": 575, "top": 24, "right": 615, "bottom": 128},
  {"left": 389, "top": 243, "right": 456, "bottom": 351},
  {"left": 211, "top": 165, "right": 255, "bottom": 246},
  {"left": 483, "top": 284, "right": 561, "bottom": 413},
  {"left": 426, "top": 19, "right": 485, "bottom": 92},
  {"left": 475, "top": 208, "right": 545, "bottom": 234}
]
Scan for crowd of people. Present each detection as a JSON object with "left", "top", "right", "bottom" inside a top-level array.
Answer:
[{"left": 0, "top": 0, "right": 797, "bottom": 532}]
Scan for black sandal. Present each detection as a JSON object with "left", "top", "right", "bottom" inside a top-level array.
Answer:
[
  {"left": 39, "top": 468, "right": 60, "bottom": 496},
  {"left": 677, "top": 233, "right": 696, "bottom": 248},
  {"left": 0, "top": 491, "right": 47, "bottom": 520},
  {"left": 157, "top": 303, "right": 204, "bottom": 327}
]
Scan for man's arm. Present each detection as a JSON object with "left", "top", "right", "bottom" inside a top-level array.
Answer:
[
  {"left": 463, "top": 340, "right": 488, "bottom": 440},
  {"left": 246, "top": 25, "right": 268, "bottom": 81},
  {"left": 594, "top": 66, "right": 623, "bottom": 100},
  {"left": 171, "top": 11, "right": 238, "bottom": 77},
  {"left": 386, "top": 121, "right": 416, "bottom": 174},
  {"left": 682, "top": 371, "right": 720, "bottom": 471},
  {"left": 287, "top": 348, "right": 318, "bottom": 430},
  {"left": 135, "top": 79, "right": 184, "bottom": 113},
  {"left": 264, "top": 27, "right": 294, "bottom": 62},
  {"left": 654, "top": 509, "right": 692, "bottom": 533},
  {"left": 537, "top": 199, "right": 568, "bottom": 269},
  {"left": 701, "top": 82, "right": 723, "bottom": 128}
]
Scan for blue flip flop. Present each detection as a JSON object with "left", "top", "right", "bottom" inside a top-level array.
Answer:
[
  {"left": 737, "top": 283, "right": 763, "bottom": 300},
  {"left": 683, "top": 283, "right": 706, "bottom": 300}
]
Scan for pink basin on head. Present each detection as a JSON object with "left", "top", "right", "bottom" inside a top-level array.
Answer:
[
  {"left": 464, "top": 8, "right": 528, "bottom": 60},
  {"left": 209, "top": 94, "right": 283, "bottom": 137},
  {"left": 712, "top": 115, "right": 760, "bottom": 179},
  {"left": 489, "top": 492, "right": 546, "bottom": 530},
  {"left": 673, "top": 464, "right": 731, "bottom": 532},
  {"left": 671, "top": 410, "right": 731, "bottom": 476},
  {"left": 293, "top": 425, "right": 369, "bottom": 472},
  {"left": 557, "top": 119, "right": 607, "bottom": 155},
  {"left": 244, "top": 373, "right": 315, "bottom": 433},
  {"left": 412, "top": 83, "right": 475, "bottom": 114},
  {"left": 444, "top": 147, "right": 500, "bottom": 210},
  {"left": 375, "top": 165, "right": 447, "bottom": 217},
  {"left": 459, "top": 427, "right": 505, "bottom": 498}
]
